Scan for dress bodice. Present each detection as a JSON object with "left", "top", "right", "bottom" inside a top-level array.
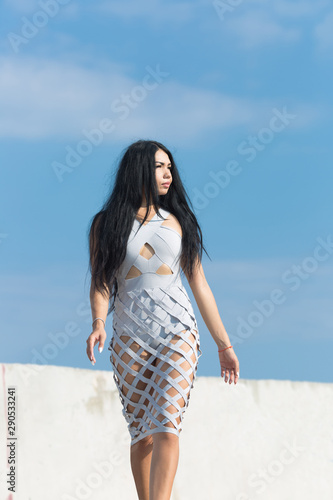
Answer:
[{"left": 116, "top": 208, "right": 183, "bottom": 294}]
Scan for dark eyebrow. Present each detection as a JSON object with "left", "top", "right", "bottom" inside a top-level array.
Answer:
[{"left": 155, "top": 161, "right": 172, "bottom": 166}]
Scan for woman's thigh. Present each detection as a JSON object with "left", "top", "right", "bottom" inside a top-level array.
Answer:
[
  {"left": 149, "top": 328, "right": 200, "bottom": 431},
  {"left": 110, "top": 333, "right": 158, "bottom": 432}
]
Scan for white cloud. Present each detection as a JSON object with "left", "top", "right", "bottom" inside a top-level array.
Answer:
[
  {"left": 5, "top": 0, "right": 78, "bottom": 15},
  {"left": 212, "top": 0, "right": 329, "bottom": 49},
  {"left": 235, "top": 0, "right": 329, "bottom": 18},
  {"left": 0, "top": 55, "right": 274, "bottom": 143},
  {"left": 225, "top": 11, "right": 300, "bottom": 49},
  {"left": 0, "top": 55, "right": 134, "bottom": 139},
  {"left": 271, "top": 0, "right": 329, "bottom": 18},
  {"left": 0, "top": 55, "right": 322, "bottom": 144},
  {"left": 121, "top": 82, "right": 259, "bottom": 144},
  {"left": 314, "top": 10, "right": 333, "bottom": 51},
  {"left": 4, "top": 0, "right": 37, "bottom": 14},
  {"left": 96, "top": 0, "right": 329, "bottom": 24},
  {"left": 95, "top": 0, "right": 195, "bottom": 25},
  {"left": 282, "top": 103, "right": 326, "bottom": 130}
]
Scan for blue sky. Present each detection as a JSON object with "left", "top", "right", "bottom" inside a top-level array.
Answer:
[{"left": 1, "top": 0, "right": 332, "bottom": 383}]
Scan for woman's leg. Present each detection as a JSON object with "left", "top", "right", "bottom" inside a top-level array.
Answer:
[
  {"left": 111, "top": 327, "right": 199, "bottom": 499},
  {"left": 111, "top": 335, "right": 156, "bottom": 499},
  {"left": 150, "top": 433, "right": 179, "bottom": 500},
  {"left": 149, "top": 328, "right": 199, "bottom": 500},
  {"left": 130, "top": 435, "right": 154, "bottom": 500}
]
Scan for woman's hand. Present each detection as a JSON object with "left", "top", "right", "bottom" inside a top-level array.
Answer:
[
  {"left": 218, "top": 347, "right": 240, "bottom": 385},
  {"left": 86, "top": 326, "right": 107, "bottom": 365}
]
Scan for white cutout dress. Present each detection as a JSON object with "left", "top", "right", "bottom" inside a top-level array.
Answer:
[{"left": 108, "top": 207, "right": 202, "bottom": 445}]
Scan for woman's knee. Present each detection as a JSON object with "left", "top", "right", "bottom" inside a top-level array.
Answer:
[
  {"left": 152, "top": 431, "right": 179, "bottom": 446},
  {"left": 132, "top": 434, "right": 154, "bottom": 451}
]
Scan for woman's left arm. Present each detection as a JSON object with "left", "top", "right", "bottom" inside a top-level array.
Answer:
[
  {"left": 183, "top": 258, "right": 231, "bottom": 350},
  {"left": 183, "top": 257, "right": 240, "bottom": 384}
]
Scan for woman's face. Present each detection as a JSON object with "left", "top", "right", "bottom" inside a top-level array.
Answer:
[{"left": 155, "top": 149, "right": 172, "bottom": 195}]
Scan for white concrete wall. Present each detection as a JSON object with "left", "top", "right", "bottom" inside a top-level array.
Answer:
[{"left": 1, "top": 363, "right": 332, "bottom": 500}]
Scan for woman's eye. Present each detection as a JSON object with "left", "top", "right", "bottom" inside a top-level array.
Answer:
[{"left": 155, "top": 165, "right": 172, "bottom": 170}]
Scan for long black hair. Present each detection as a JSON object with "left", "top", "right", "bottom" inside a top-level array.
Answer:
[{"left": 87, "top": 139, "right": 210, "bottom": 315}]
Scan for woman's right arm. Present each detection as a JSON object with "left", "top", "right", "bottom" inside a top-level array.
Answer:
[
  {"left": 86, "top": 212, "right": 110, "bottom": 365},
  {"left": 86, "top": 285, "right": 110, "bottom": 365}
]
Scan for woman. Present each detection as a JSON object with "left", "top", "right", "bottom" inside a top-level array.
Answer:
[{"left": 86, "top": 139, "right": 239, "bottom": 500}]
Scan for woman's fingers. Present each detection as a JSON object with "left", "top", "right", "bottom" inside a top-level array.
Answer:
[
  {"left": 98, "top": 337, "right": 105, "bottom": 353},
  {"left": 221, "top": 365, "right": 239, "bottom": 384},
  {"left": 219, "top": 351, "right": 240, "bottom": 385},
  {"left": 86, "top": 335, "right": 97, "bottom": 365},
  {"left": 221, "top": 367, "right": 230, "bottom": 383},
  {"left": 86, "top": 330, "right": 107, "bottom": 365}
]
